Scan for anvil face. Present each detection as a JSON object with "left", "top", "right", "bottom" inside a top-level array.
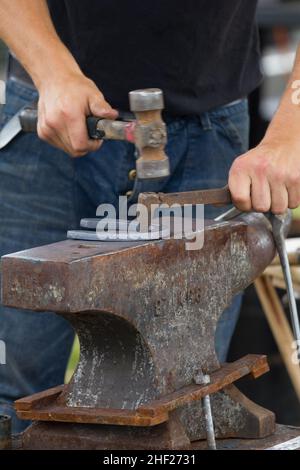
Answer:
[{"left": 1, "top": 213, "right": 276, "bottom": 447}]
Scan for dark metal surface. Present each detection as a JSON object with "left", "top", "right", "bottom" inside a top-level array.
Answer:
[
  {"left": 21, "top": 414, "right": 191, "bottom": 450},
  {"left": 2, "top": 213, "right": 279, "bottom": 448}
]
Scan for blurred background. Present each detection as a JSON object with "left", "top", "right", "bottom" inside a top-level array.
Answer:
[
  {"left": 228, "top": 0, "right": 300, "bottom": 427},
  {"left": 0, "top": 0, "right": 300, "bottom": 427},
  {"left": 251, "top": 0, "right": 300, "bottom": 148}
]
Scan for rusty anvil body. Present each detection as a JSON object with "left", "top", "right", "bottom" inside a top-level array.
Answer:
[{"left": 1, "top": 214, "right": 278, "bottom": 450}]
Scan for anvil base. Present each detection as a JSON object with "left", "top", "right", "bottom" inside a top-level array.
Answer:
[{"left": 15, "top": 424, "right": 300, "bottom": 451}]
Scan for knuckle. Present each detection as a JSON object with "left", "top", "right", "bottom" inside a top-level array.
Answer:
[
  {"left": 253, "top": 157, "right": 269, "bottom": 176},
  {"left": 71, "top": 151, "right": 86, "bottom": 158},
  {"left": 230, "top": 159, "right": 244, "bottom": 175},
  {"left": 86, "top": 77, "right": 99, "bottom": 89},
  {"left": 271, "top": 204, "right": 288, "bottom": 215},
  {"left": 44, "top": 113, "right": 60, "bottom": 129},
  {"left": 37, "top": 124, "right": 51, "bottom": 140},
  {"left": 71, "top": 139, "right": 89, "bottom": 154},
  {"left": 232, "top": 197, "right": 252, "bottom": 212},
  {"left": 270, "top": 167, "right": 286, "bottom": 183},
  {"left": 232, "top": 193, "right": 248, "bottom": 205},
  {"left": 288, "top": 194, "right": 300, "bottom": 209},
  {"left": 253, "top": 203, "right": 270, "bottom": 213},
  {"left": 71, "top": 143, "right": 88, "bottom": 155},
  {"left": 287, "top": 172, "right": 300, "bottom": 187},
  {"left": 89, "top": 141, "right": 102, "bottom": 152},
  {"left": 72, "top": 146, "right": 88, "bottom": 155},
  {"left": 289, "top": 201, "right": 299, "bottom": 210},
  {"left": 91, "top": 92, "right": 105, "bottom": 105},
  {"left": 60, "top": 105, "right": 76, "bottom": 120},
  {"left": 235, "top": 202, "right": 251, "bottom": 212}
]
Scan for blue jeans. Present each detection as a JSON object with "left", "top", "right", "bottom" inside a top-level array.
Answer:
[{"left": 0, "top": 79, "right": 249, "bottom": 433}]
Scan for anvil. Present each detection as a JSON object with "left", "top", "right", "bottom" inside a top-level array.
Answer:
[{"left": 1, "top": 213, "right": 280, "bottom": 449}]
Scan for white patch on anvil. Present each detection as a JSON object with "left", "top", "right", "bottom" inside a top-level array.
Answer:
[
  {"left": 67, "top": 345, "right": 105, "bottom": 408},
  {"left": 47, "top": 284, "right": 65, "bottom": 302}
]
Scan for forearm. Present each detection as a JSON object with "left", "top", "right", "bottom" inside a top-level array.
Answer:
[
  {"left": 0, "top": 0, "right": 116, "bottom": 156},
  {"left": 0, "top": 0, "right": 81, "bottom": 89},
  {"left": 263, "top": 44, "right": 300, "bottom": 144},
  {"left": 229, "top": 44, "right": 300, "bottom": 214}
]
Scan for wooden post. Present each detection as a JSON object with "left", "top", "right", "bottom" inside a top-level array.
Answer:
[{"left": 255, "top": 276, "right": 300, "bottom": 402}]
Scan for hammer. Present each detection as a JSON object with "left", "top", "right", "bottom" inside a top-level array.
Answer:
[
  {"left": 86, "top": 88, "right": 169, "bottom": 179},
  {"left": 1, "top": 88, "right": 170, "bottom": 180}
]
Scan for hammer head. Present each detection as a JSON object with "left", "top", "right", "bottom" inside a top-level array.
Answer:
[{"left": 129, "top": 89, "right": 170, "bottom": 180}]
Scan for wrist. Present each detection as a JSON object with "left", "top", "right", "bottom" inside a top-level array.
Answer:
[
  {"left": 261, "top": 87, "right": 300, "bottom": 147},
  {"left": 28, "top": 44, "right": 83, "bottom": 91}
]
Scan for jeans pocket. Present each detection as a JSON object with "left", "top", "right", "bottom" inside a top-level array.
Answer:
[
  {"left": 210, "top": 102, "right": 250, "bottom": 156},
  {"left": 220, "top": 117, "right": 244, "bottom": 151}
]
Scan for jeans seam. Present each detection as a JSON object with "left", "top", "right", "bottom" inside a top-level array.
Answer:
[{"left": 215, "top": 115, "right": 247, "bottom": 154}]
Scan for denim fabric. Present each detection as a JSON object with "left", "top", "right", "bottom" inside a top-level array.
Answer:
[{"left": 0, "top": 79, "right": 249, "bottom": 433}]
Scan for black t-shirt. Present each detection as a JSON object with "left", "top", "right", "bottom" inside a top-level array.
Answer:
[{"left": 47, "top": 0, "right": 261, "bottom": 116}]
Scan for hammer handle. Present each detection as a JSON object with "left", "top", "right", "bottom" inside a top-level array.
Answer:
[
  {"left": 19, "top": 106, "right": 135, "bottom": 141},
  {"left": 86, "top": 116, "right": 106, "bottom": 139},
  {"left": 19, "top": 106, "right": 39, "bottom": 133}
]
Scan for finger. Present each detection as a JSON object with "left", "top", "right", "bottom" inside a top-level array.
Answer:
[
  {"left": 37, "top": 111, "right": 73, "bottom": 154},
  {"left": 38, "top": 101, "right": 74, "bottom": 150},
  {"left": 270, "top": 183, "right": 289, "bottom": 214},
  {"left": 287, "top": 183, "right": 300, "bottom": 209},
  {"left": 66, "top": 116, "right": 102, "bottom": 156},
  {"left": 39, "top": 106, "right": 102, "bottom": 156},
  {"left": 89, "top": 98, "right": 118, "bottom": 119},
  {"left": 39, "top": 127, "right": 73, "bottom": 154},
  {"left": 228, "top": 164, "right": 252, "bottom": 211},
  {"left": 250, "top": 176, "right": 271, "bottom": 213},
  {"left": 37, "top": 118, "right": 65, "bottom": 150}
]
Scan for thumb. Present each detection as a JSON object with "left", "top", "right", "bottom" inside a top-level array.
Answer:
[{"left": 89, "top": 97, "right": 118, "bottom": 119}]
